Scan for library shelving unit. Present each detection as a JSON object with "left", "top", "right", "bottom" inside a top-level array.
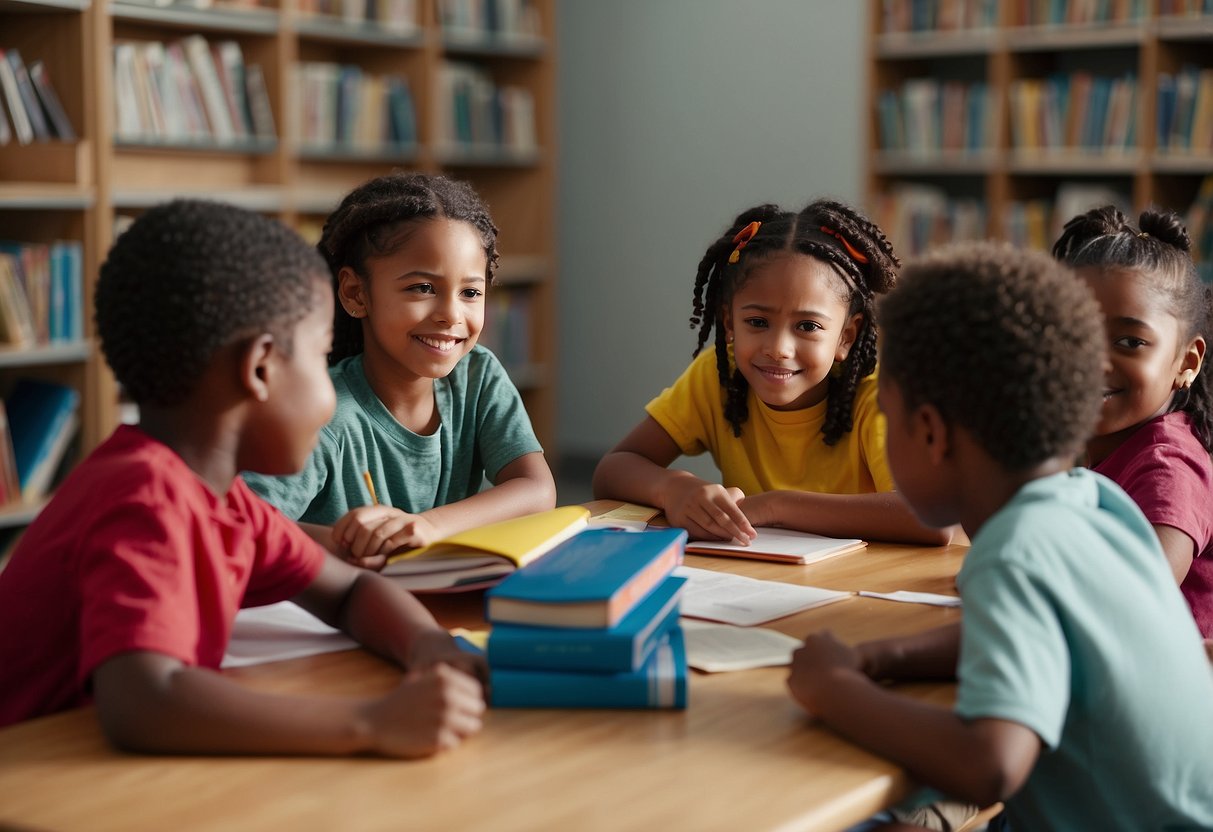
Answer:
[
  {"left": 0, "top": 0, "right": 558, "bottom": 532},
  {"left": 867, "top": 0, "right": 1213, "bottom": 263}
]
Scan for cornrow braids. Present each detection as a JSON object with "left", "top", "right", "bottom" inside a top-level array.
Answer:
[
  {"left": 318, "top": 172, "right": 499, "bottom": 364},
  {"left": 96, "top": 200, "right": 326, "bottom": 407},
  {"left": 1053, "top": 205, "right": 1213, "bottom": 451},
  {"left": 686, "top": 199, "right": 901, "bottom": 442}
]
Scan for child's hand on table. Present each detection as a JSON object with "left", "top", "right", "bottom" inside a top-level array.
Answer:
[
  {"left": 360, "top": 663, "right": 485, "bottom": 758},
  {"left": 409, "top": 628, "right": 489, "bottom": 687},
  {"left": 664, "top": 479, "right": 756, "bottom": 544},
  {"left": 787, "top": 631, "right": 866, "bottom": 716},
  {"left": 333, "top": 506, "right": 442, "bottom": 570}
]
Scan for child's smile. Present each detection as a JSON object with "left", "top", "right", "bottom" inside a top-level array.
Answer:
[{"left": 725, "top": 253, "right": 860, "bottom": 412}]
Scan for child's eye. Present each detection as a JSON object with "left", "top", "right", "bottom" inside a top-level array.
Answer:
[
  {"left": 743, "top": 317, "right": 767, "bottom": 329},
  {"left": 406, "top": 283, "right": 435, "bottom": 294},
  {"left": 1113, "top": 335, "right": 1147, "bottom": 350},
  {"left": 796, "top": 321, "right": 823, "bottom": 333},
  {"left": 461, "top": 288, "right": 484, "bottom": 299}
]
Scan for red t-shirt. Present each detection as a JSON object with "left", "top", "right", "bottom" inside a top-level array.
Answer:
[
  {"left": 0, "top": 425, "right": 326, "bottom": 727},
  {"left": 1094, "top": 411, "right": 1213, "bottom": 638}
]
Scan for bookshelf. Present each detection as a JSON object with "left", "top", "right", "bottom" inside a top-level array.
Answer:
[
  {"left": 0, "top": 0, "right": 558, "bottom": 529},
  {"left": 868, "top": 0, "right": 1213, "bottom": 269}
]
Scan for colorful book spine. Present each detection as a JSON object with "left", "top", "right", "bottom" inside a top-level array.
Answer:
[
  {"left": 488, "top": 575, "right": 685, "bottom": 673},
  {"left": 490, "top": 627, "right": 687, "bottom": 709}
]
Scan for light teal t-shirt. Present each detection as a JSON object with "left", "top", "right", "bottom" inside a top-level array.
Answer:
[
  {"left": 956, "top": 468, "right": 1213, "bottom": 831},
  {"left": 245, "top": 346, "right": 542, "bottom": 524}
]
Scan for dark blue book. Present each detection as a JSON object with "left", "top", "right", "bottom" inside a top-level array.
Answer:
[
  {"left": 6, "top": 378, "right": 79, "bottom": 501},
  {"left": 486, "top": 527, "right": 685, "bottom": 629},
  {"left": 490, "top": 627, "right": 687, "bottom": 709},
  {"left": 488, "top": 575, "right": 685, "bottom": 673}
]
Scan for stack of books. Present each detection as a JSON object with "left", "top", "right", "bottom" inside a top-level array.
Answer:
[{"left": 486, "top": 527, "right": 689, "bottom": 709}]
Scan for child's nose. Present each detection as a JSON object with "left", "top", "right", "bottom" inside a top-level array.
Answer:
[
  {"left": 433, "top": 294, "right": 462, "bottom": 325},
  {"left": 766, "top": 329, "right": 794, "bottom": 358}
]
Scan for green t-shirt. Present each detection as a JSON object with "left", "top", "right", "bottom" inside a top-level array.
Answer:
[
  {"left": 956, "top": 468, "right": 1213, "bottom": 831},
  {"left": 245, "top": 347, "right": 542, "bottom": 524}
]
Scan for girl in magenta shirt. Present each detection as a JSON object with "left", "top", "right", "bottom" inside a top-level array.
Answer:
[{"left": 1054, "top": 206, "right": 1213, "bottom": 639}]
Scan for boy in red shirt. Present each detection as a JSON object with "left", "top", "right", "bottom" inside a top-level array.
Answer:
[{"left": 0, "top": 200, "right": 485, "bottom": 757}]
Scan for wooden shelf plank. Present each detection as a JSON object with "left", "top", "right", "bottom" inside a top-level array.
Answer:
[
  {"left": 1005, "top": 22, "right": 1146, "bottom": 51},
  {"left": 0, "top": 184, "right": 94, "bottom": 210},
  {"left": 494, "top": 255, "right": 549, "bottom": 286},
  {"left": 297, "top": 144, "right": 420, "bottom": 164},
  {"left": 1007, "top": 151, "right": 1142, "bottom": 175},
  {"left": 1156, "top": 16, "right": 1213, "bottom": 42},
  {"left": 874, "top": 30, "right": 997, "bottom": 58},
  {"left": 113, "top": 137, "right": 278, "bottom": 154},
  {"left": 441, "top": 31, "right": 545, "bottom": 58},
  {"left": 872, "top": 151, "right": 998, "bottom": 175},
  {"left": 0, "top": 341, "right": 91, "bottom": 368},
  {"left": 0, "top": 0, "right": 88, "bottom": 12},
  {"left": 293, "top": 15, "right": 424, "bottom": 47},
  {"left": 109, "top": 1, "right": 280, "bottom": 34},
  {"left": 111, "top": 186, "right": 286, "bottom": 211}
]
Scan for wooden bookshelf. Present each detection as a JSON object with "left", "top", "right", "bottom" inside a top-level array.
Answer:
[
  {"left": 867, "top": 1, "right": 1213, "bottom": 261},
  {"left": 0, "top": 0, "right": 558, "bottom": 524}
]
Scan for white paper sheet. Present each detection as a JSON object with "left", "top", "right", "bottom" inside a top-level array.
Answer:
[
  {"left": 857, "top": 590, "right": 962, "bottom": 608},
  {"left": 674, "top": 565, "right": 850, "bottom": 626},
  {"left": 682, "top": 619, "right": 803, "bottom": 672},
  {"left": 222, "top": 601, "right": 357, "bottom": 668}
]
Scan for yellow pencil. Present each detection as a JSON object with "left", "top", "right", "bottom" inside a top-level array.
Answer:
[{"left": 361, "top": 470, "right": 379, "bottom": 505}]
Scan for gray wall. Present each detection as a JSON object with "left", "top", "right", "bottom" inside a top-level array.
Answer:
[{"left": 555, "top": 0, "right": 868, "bottom": 468}]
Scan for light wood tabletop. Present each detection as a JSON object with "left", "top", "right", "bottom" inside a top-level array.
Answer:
[{"left": 0, "top": 513, "right": 968, "bottom": 832}]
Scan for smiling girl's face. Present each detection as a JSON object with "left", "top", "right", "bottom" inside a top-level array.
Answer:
[
  {"left": 1081, "top": 266, "right": 1201, "bottom": 454},
  {"left": 723, "top": 253, "right": 861, "bottom": 411}
]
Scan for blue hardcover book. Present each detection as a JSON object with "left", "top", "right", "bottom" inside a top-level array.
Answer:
[
  {"left": 486, "top": 527, "right": 686, "bottom": 629},
  {"left": 491, "top": 627, "right": 687, "bottom": 709},
  {"left": 488, "top": 575, "right": 685, "bottom": 673},
  {"left": 6, "top": 377, "right": 79, "bottom": 500}
]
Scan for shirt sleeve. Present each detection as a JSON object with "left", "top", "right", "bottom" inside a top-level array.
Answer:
[
  {"left": 645, "top": 353, "right": 719, "bottom": 457},
  {"left": 77, "top": 501, "right": 206, "bottom": 683},
  {"left": 473, "top": 350, "right": 544, "bottom": 482},
  {"left": 242, "top": 429, "right": 340, "bottom": 521},
  {"left": 1114, "top": 442, "right": 1213, "bottom": 560},
  {"left": 955, "top": 558, "right": 1070, "bottom": 749},
  {"left": 237, "top": 482, "right": 327, "bottom": 608}
]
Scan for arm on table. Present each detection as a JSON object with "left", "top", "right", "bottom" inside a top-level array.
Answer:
[
  {"left": 593, "top": 415, "right": 755, "bottom": 544},
  {"left": 739, "top": 489, "right": 954, "bottom": 546}
]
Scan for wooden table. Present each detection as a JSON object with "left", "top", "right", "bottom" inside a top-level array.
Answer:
[{"left": 0, "top": 536, "right": 967, "bottom": 832}]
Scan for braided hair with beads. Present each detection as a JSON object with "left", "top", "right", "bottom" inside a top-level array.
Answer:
[
  {"left": 318, "top": 172, "right": 499, "bottom": 364},
  {"left": 1053, "top": 205, "right": 1213, "bottom": 452},
  {"left": 688, "top": 198, "right": 900, "bottom": 443}
]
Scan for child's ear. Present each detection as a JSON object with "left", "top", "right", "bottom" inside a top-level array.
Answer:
[
  {"left": 722, "top": 306, "right": 735, "bottom": 343},
  {"left": 916, "top": 402, "right": 951, "bottom": 466},
  {"left": 337, "top": 266, "right": 368, "bottom": 319},
  {"left": 1175, "top": 334, "right": 1206, "bottom": 389},
  {"left": 834, "top": 312, "right": 864, "bottom": 362},
  {"left": 239, "top": 334, "right": 276, "bottom": 403}
]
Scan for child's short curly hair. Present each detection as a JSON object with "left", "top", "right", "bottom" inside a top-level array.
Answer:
[
  {"left": 96, "top": 199, "right": 327, "bottom": 407},
  {"left": 877, "top": 241, "right": 1105, "bottom": 471}
]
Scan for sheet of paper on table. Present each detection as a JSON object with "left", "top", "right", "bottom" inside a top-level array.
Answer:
[{"left": 674, "top": 565, "right": 850, "bottom": 627}]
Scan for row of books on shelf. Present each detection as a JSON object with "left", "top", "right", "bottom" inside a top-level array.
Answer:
[
  {"left": 876, "top": 80, "right": 994, "bottom": 155},
  {"left": 438, "top": 0, "right": 541, "bottom": 40},
  {"left": 113, "top": 36, "right": 275, "bottom": 146},
  {"left": 1158, "top": 67, "right": 1213, "bottom": 155},
  {"left": 1008, "top": 0, "right": 1147, "bottom": 25},
  {"left": 298, "top": 0, "right": 417, "bottom": 33},
  {"left": 880, "top": 0, "right": 1207, "bottom": 34},
  {"left": 0, "top": 379, "right": 80, "bottom": 508},
  {"left": 478, "top": 289, "right": 531, "bottom": 371},
  {"left": 0, "top": 48, "right": 75, "bottom": 146},
  {"left": 293, "top": 63, "right": 416, "bottom": 153},
  {"left": 437, "top": 62, "right": 537, "bottom": 155},
  {"left": 0, "top": 241, "right": 84, "bottom": 349},
  {"left": 1010, "top": 72, "right": 1137, "bottom": 152}
]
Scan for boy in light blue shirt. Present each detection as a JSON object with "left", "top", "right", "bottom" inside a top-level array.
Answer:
[{"left": 788, "top": 242, "right": 1213, "bottom": 831}]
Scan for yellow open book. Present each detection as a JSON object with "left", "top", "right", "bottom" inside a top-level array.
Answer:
[{"left": 382, "top": 506, "right": 591, "bottom": 592}]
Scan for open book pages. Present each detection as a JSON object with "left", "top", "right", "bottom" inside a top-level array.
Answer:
[
  {"left": 587, "top": 502, "right": 660, "bottom": 531},
  {"left": 685, "top": 527, "right": 866, "bottom": 564},
  {"left": 681, "top": 619, "right": 802, "bottom": 673},
  {"left": 675, "top": 566, "right": 849, "bottom": 627}
]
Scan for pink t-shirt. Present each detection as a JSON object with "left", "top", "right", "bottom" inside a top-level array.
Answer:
[
  {"left": 1094, "top": 411, "right": 1213, "bottom": 637},
  {"left": 0, "top": 425, "right": 326, "bottom": 727}
]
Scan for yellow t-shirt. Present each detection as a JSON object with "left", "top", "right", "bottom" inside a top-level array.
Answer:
[{"left": 645, "top": 350, "right": 894, "bottom": 497}]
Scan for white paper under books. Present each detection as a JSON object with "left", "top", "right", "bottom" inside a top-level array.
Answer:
[
  {"left": 222, "top": 601, "right": 355, "bottom": 668},
  {"left": 682, "top": 619, "right": 803, "bottom": 673},
  {"left": 685, "top": 527, "right": 865, "bottom": 564},
  {"left": 858, "top": 590, "right": 962, "bottom": 608},
  {"left": 675, "top": 566, "right": 849, "bottom": 627}
]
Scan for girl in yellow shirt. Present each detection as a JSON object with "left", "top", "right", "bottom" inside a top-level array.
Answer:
[{"left": 593, "top": 199, "right": 950, "bottom": 546}]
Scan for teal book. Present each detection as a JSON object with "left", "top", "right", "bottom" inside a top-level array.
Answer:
[
  {"left": 6, "top": 378, "right": 79, "bottom": 500},
  {"left": 486, "top": 527, "right": 686, "bottom": 629},
  {"left": 488, "top": 575, "right": 685, "bottom": 673},
  {"left": 490, "top": 627, "right": 687, "bottom": 710}
]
